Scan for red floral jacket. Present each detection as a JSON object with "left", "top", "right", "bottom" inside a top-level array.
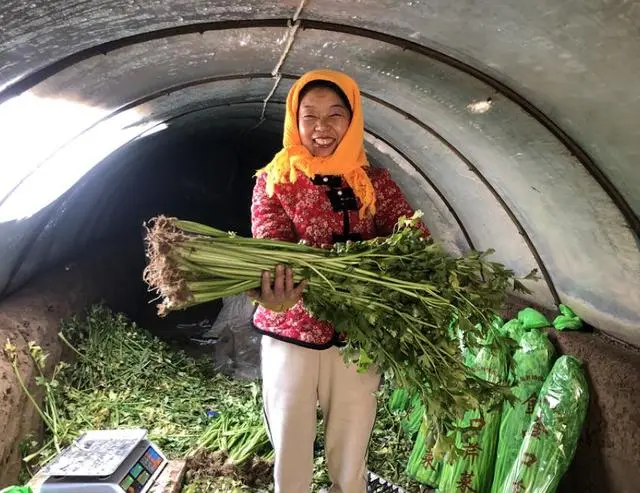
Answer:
[{"left": 251, "top": 167, "right": 429, "bottom": 349}]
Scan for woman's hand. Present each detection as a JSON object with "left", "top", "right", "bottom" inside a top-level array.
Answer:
[{"left": 248, "top": 265, "right": 307, "bottom": 313}]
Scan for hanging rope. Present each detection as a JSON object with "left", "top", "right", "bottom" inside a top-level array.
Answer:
[{"left": 251, "top": 0, "right": 307, "bottom": 131}]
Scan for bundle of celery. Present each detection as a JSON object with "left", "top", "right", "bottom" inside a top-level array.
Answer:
[
  {"left": 190, "top": 414, "right": 272, "bottom": 464},
  {"left": 143, "top": 213, "right": 529, "bottom": 455}
]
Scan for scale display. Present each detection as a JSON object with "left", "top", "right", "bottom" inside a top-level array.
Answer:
[{"left": 118, "top": 446, "right": 163, "bottom": 493}]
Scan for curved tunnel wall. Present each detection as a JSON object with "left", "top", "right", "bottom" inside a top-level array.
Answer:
[{"left": 0, "top": 2, "right": 639, "bottom": 345}]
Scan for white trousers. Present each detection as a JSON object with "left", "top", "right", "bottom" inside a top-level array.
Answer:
[{"left": 261, "top": 336, "right": 381, "bottom": 493}]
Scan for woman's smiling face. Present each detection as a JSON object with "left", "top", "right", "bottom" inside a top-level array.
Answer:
[{"left": 298, "top": 86, "right": 351, "bottom": 157}]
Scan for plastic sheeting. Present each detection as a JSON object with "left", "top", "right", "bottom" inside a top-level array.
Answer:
[{"left": 195, "top": 294, "right": 260, "bottom": 381}]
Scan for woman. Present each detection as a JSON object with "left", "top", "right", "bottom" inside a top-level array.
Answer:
[{"left": 250, "top": 69, "right": 429, "bottom": 493}]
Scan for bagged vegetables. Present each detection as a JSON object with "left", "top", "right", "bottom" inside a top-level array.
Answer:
[
  {"left": 491, "top": 330, "right": 555, "bottom": 492},
  {"left": 499, "top": 319, "right": 526, "bottom": 342},
  {"left": 500, "top": 356, "right": 589, "bottom": 493},
  {"left": 402, "top": 396, "right": 426, "bottom": 437},
  {"left": 437, "top": 341, "right": 509, "bottom": 493},
  {"left": 405, "top": 419, "right": 442, "bottom": 487},
  {"left": 517, "top": 308, "right": 550, "bottom": 330},
  {"left": 553, "top": 305, "right": 583, "bottom": 331},
  {"left": 499, "top": 308, "right": 550, "bottom": 342},
  {"left": 393, "top": 389, "right": 439, "bottom": 485}
]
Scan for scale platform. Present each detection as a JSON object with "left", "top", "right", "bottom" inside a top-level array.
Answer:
[{"left": 32, "top": 429, "right": 168, "bottom": 493}]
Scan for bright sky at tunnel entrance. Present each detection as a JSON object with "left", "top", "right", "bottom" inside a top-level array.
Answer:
[{"left": 0, "top": 93, "right": 166, "bottom": 222}]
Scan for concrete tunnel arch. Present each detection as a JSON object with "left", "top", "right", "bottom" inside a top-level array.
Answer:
[{"left": 0, "top": 0, "right": 639, "bottom": 490}]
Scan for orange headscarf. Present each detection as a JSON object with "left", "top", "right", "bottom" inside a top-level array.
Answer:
[{"left": 257, "top": 69, "right": 376, "bottom": 218}]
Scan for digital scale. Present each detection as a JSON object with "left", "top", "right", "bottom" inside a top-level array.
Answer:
[{"left": 35, "top": 429, "right": 167, "bottom": 493}]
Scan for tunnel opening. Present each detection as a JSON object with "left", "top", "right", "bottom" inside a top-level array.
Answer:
[{"left": 0, "top": 103, "right": 616, "bottom": 491}]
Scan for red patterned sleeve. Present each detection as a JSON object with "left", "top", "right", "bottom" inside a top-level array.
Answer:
[
  {"left": 373, "top": 169, "right": 430, "bottom": 237},
  {"left": 251, "top": 174, "right": 297, "bottom": 242}
]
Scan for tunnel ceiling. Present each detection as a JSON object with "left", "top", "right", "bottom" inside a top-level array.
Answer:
[{"left": 0, "top": 1, "right": 639, "bottom": 345}]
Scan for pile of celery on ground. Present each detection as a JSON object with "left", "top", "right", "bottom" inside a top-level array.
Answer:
[
  {"left": 144, "top": 213, "right": 533, "bottom": 454},
  {"left": 5, "top": 305, "right": 272, "bottom": 488},
  {"left": 6, "top": 304, "right": 430, "bottom": 492}
]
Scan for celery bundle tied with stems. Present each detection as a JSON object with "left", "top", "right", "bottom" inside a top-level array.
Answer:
[{"left": 143, "top": 212, "right": 532, "bottom": 456}]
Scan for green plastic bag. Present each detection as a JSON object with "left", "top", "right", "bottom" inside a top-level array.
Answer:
[
  {"left": 499, "top": 319, "right": 525, "bottom": 341},
  {"left": 517, "top": 308, "right": 550, "bottom": 330},
  {"left": 405, "top": 315, "right": 503, "bottom": 487},
  {"left": 490, "top": 330, "right": 556, "bottom": 492},
  {"left": 491, "top": 315, "right": 505, "bottom": 332},
  {"left": 405, "top": 419, "right": 442, "bottom": 487},
  {"left": 389, "top": 387, "right": 411, "bottom": 412},
  {"left": 402, "top": 401, "right": 425, "bottom": 437},
  {"left": 0, "top": 487, "right": 32, "bottom": 493},
  {"left": 438, "top": 343, "right": 508, "bottom": 493},
  {"left": 388, "top": 387, "right": 424, "bottom": 438},
  {"left": 553, "top": 304, "right": 583, "bottom": 331},
  {"left": 499, "top": 307, "right": 549, "bottom": 342},
  {"left": 499, "top": 356, "right": 589, "bottom": 493}
]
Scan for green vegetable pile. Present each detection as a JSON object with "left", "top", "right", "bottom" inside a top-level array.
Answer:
[
  {"left": 4, "top": 305, "right": 436, "bottom": 492},
  {"left": 4, "top": 305, "right": 269, "bottom": 488},
  {"left": 144, "top": 213, "right": 533, "bottom": 455}
]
